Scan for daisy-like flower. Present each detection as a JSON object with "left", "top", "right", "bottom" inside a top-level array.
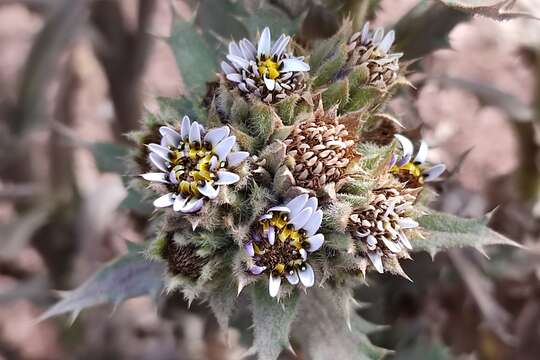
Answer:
[
  {"left": 244, "top": 194, "right": 324, "bottom": 297},
  {"left": 221, "top": 27, "right": 310, "bottom": 103},
  {"left": 347, "top": 22, "right": 403, "bottom": 88},
  {"left": 349, "top": 187, "right": 419, "bottom": 274},
  {"left": 141, "top": 115, "right": 250, "bottom": 213},
  {"left": 283, "top": 105, "right": 359, "bottom": 191},
  {"left": 390, "top": 134, "right": 446, "bottom": 188}
]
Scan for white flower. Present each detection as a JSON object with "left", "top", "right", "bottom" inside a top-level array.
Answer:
[
  {"left": 141, "top": 115, "right": 249, "bottom": 213},
  {"left": 390, "top": 134, "right": 446, "bottom": 186},
  {"left": 221, "top": 27, "right": 310, "bottom": 103},
  {"left": 243, "top": 194, "right": 324, "bottom": 297}
]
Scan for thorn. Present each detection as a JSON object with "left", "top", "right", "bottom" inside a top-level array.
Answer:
[
  {"left": 286, "top": 343, "right": 297, "bottom": 357},
  {"left": 237, "top": 281, "right": 245, "bottom": 297},
  {"left": 475, "top": 246, "right": 490, "bottom": 259},
  {"left": 68, "top": 310, "right": 80, "bottom": 326}
]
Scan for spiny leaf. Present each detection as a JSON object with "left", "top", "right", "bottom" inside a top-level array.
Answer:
[
  {"left": 208, "top": 274, "right": 237, "bottom": 331},
  {"left": 294, "top": 287, "right": 389, "bottom": 360},
  {"left": 413, "top": 211, "right": 522, "bottom": 257},
  {"left": 168, "top": 17, "right": 218, "bottom": 98},
  {"left": 251, "top": 281, "right": 299, "bottom": 360},
  {"left": 438, "top": 0, "right": 540, "bottom": 21},
  {"left": 89, "top": 142, "right": 131, "bottom": 174},
  {"left": 39, "top": 248, "right": 165, "bottom": 323}
]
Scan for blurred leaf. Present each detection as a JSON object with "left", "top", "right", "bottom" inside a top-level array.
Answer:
[
  {"left": 13, "top": 0, "right": 88, "bottom": 135},
  {"left": 119, "top": 188, "right": 154, "bottom": 216},
  {"left": 89, "top": 142, "right": 131, "bottom": 174},
  {"left": 156, "top": 96, "right": 205, "bottom": 123},
  {"left": 250, "top": 282, "right": 299, "bottom": 360},
  {"left": 194, "top": 0, "right": 248, "bottom": 50},
  {"left": 168, "top": 17, "right": 218, "bottom": 98},
  {"left": 295, "top": 287, "right": 389, "bottom": 360},
  {"left": 413, "top": 211, "right": 522, "bottom": 257},
  {"left": 243, "top": 2, "right": 300, "bottom": 38},
  {"left": 436, "top": 76, "right": 534, "bottom": 122},
  {"left": 39, "top": 247, "right": 165, "bottom": 323},
  {"left": 394, "top": 1, "right": 469, "bottom": 60},
  {"left": 438, "top": 0, "right": 540, "bottom": 20},
  {"left": 0, "top": 205, "right": 50, "bottom": 257},
  {"left": 208, "top": 275, "right": 237, "bottom": 331},
  {"left": 394, "top": 337, "right": 452, "bottom": 360}
]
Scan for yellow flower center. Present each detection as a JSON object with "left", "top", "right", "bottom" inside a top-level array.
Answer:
[
  {"left": 258, "top": 58, "right": 280, "bottom": 80},
  {"left": 168, "top": 141, "right": 223, "bottom": 197},
  {"left": 255, "top": 212, "right": 307, "bottom": 274},
  {"left": 390, "top": 162, "right": 424, "bottom": 186}
]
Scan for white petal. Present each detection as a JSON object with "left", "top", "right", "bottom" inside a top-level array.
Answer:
[
  {"left": 159, "top": 126, "right": 181, "bottom": 147},
  {"left": 227, "top": 151, "right": 249, "bottom": 167},
  {"left": 244, "top": 242, "right": 255, "bottom": 257},
  {"left": 399, "top": 232, "right": 413, "bottom": 250},
  {"left": 215, "top": 171, "right": 240, "bottom": 185},
  {"left": 398, "top": 218, "right": 419, "bottom": 229},
  {"left": 221, "top": 61, "right": 236, "bottom": 75},
  {"left": 304, "top": 197, "right": 318, "bottom": 213},
  {"left": 307, "top": 233, "right": 324, "bottom": 252},
  {"left": 149, "top": 153, "right": 167, "bottom": 172},
  {"left": 258, "top": 27, "right": 271, "bottom": 57},
  {"left": 179, "top": 198, "right": 204, "bottom": 213},
  {"left": 299, "top": 248, "right": 307, "bottom": 261},
  {"left": 269, "top": 273, "right": 281, "bottom": 297},
  {"left": 181, "top": 115, "right": 191, "bottom": 140},
  {"left": 303, "top": 210, "right": 323, "bottom": 236},
  {"left": 378, "top": 30, "right": 395, "bottom": 54},
  {"left": 204, "top": 126, "right": 229, "bottom": 146},
  {"left": 209, "top": 155, "right": 220, "bottom": 171},
  {"left": 173, "top": 195, "right": 188, "bottom": 212},
  {"left": 198, "top": 181, "right": 219, "bottom": 199},
  {"left": 153, "top": 193, "right": 174, "bottom": 208},
  {"left": 286, "top": 194, "right": 309, "bottom": 219},
  {"left": 361, "top": 22, "right": 370, "bottom": 43},
  {"left": 424, "top": 164, "right": 446, "bottom": 182},
  {"left": 267, "top": 206, "right": 290, "bottom": 214},
  {"left": 394, "top": 134, "right": 414, "bottom": 160},
  {"left": 239, "top": 39, "right": 256, "bottom": 60},
  {"left": 298, "top": 263, "right": 315, "bottom": 287},
  {"left": 367, "top": 251, "right": 384, "bottom": 273},
  {"left": 141, "top": 172, "right": 169, "bottom": 184},
  {"left": 289, "top": 207, "right": 313, "bottom": 230},
  {"left": 263, "top": 76, "right": 275, "bottom": 91},
  {"left": 286, "top": 269, "right": 299, "bottom": 285},
  {"left": 280, "top": 58, "right": 310, "bottom": 72},
  {"left": 268, "top": 226, "right": 276, "bottom": 245},
  {"left": 215, "top": 136, "right": 236, "bottom": 160},
  {"left": 372, "top": 27, "right": 384, "bottom": 44},
  {"left": 189, "top": 121, "right": 201, "bottom": 143},
  {"left": 381, "top": 237, "right": 401, "bottom": 253},
  {"left": 271, "top": 34, "right": 290, "bottom": 57},
  {"left": 148, "top": 143, "right": 171, "bottom": 161},
  {"left": 414, "top": 140, "right": 429, "bottom": 164},
  {"left": 226, "top": 73, "right": 243, "bottom": 83},
  {"left": 238, "top": 83, "right": 249, "bottom": 92},
  {"left": 228, "top": 41, "right": 243, "bottom": 57},
  {"left": 249, "top": 265, "right": 266, "bottom": 275},
  {"left": 226, "top": 54, "right": 250, "bottom": 69}
]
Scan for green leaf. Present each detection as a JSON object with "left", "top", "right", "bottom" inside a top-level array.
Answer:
[
  {"left": 168, "top": 17, "right": 218, "bottom": 98},
  {"left": 394, "top": 337, "right": 452, "bottom": 360},
  {"left": 251, "top": 281, "right": 299, "bottom": 360},
  {"left": 208, "top": 275, "right": 237, "bottom": 331},
  {"left": 294, "top": 287, "right": 389, "bottom": 360},
  {"left": 243, "top": 3, "right": 300, "bottom": 38},
  {"left": 413, "top": 211, "right": 522, "bottom": 257},
  {"left": 438, "top": 0, "right": 540, "bottom": 21},
  {"left": 39, "top": 248, "right": 165, "bottom": 322},
  {"left": 119, "top": 188, "right": 154, "bottom": 216},
  {"left": 89, "top": 142, "right": 131, "bottom": 174}
]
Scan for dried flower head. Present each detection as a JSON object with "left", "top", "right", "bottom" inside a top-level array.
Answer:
[
  {"left": 163, "top": 236, "right": 207, "bottom": 280},
  {"left": 244, "top": 194, "right": 324, "bottom": 297},
  {"left": 141, "top": 115, "right": 249, "bottom": 213},
  {"left": 390, "top": 134, "right": 446, "bottom": 188},
  {"left": 349, "top": 187, "right": 419, "bottom": 274},
  {"left": 347, "top": 22, "right": 403, "bottom": 88},
  {"left": 283, "top": 107, "right": 359, "bottom": 191},
  {"left": 221, "top": 27, "right": 310, "bottom": 103}
]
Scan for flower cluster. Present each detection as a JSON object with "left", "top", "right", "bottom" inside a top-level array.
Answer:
[
  {"left": 136, "top": 23, "right": 449, "bottom": 299},
  {"left": 221, "top": 27, "right": 310, "bottom": 103},
  {"left": 141, "top": 116, "right": 249, "bottom": 213}
]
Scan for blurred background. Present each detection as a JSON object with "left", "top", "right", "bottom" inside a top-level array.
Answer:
[{"left": 1, "top": 0, "right": 540, "bottom": 359}]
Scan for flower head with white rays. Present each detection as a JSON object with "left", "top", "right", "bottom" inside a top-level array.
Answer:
[
  {"left": 390, "top": 134, "right": 446, "bottom": 188},
  {"left": 140, "top": 115, "right": 250, "bottom": 213},
  {"left": 347, "top": 22, "right": 403, "bottom": 88},
  {"left": 244, "top": 194, "right": 324, "bottom": 297},
  {"left": 221, "top": 27, "right": 310, "bottom": 103},
  {"left": 349, "top": 187, "right": 419, "bottom": 275}
]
